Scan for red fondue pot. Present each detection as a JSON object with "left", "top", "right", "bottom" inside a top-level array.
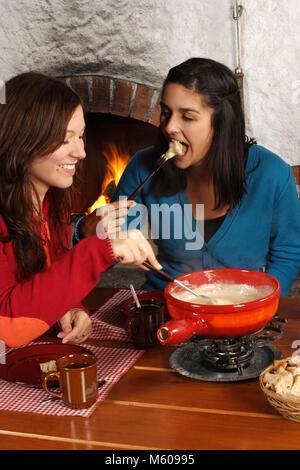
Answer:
[{"left": 157, "top": 269, "right": 281, "bottom": 345}]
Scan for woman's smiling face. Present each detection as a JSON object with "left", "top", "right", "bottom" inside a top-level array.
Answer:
[
  {"left": 160, "top": 83, "right": 214, "bottom": 169},
  {"left": 29, "top": 105, "right": 86, "bottom": 201}
]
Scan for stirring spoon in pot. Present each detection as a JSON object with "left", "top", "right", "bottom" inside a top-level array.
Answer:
[
  {"left": 130, "top": 284, "right": 141, "bottom": 309},
  {"left": 141, "top": 262, "right": 217, "bottom": 305}
]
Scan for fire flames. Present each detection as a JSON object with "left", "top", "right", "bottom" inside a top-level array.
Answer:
[{"left": 88, "top": 142, "right": 130, "bottom": 213}]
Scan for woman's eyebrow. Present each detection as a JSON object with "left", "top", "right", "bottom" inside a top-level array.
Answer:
[
  {"left": 179, "top": 107, "right": 200, "bottom": 114},
  {"left": 66, "top": 126, "right": 86, "bottom": 134},
  {"left": 160, "top": 101, "right": 200, "bottom": 114}
]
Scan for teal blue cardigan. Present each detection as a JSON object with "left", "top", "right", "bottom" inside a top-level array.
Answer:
[{"left": 112, "top": 145, "right": 300, "bottom": 295}]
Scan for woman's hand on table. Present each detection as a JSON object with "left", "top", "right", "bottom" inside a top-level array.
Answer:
[
  {"left": 110, "top": 229, "right": 162, "bottom": 271},
  {"left": 80, "top": 199, "right": 136, "bottom": 238},
  {"left": 57, "top": 308, "right": 92, "bottom": 344}
]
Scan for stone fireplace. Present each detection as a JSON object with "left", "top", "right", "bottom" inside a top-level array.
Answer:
[
  {"left": 59, "top": 75, "right": 160, "bottom": 214},
  {"left": 58, "top": 74, "right": 161, "bottom": 290}
]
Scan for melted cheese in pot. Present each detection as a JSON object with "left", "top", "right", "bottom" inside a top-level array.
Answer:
[{"left": 171, "top": 282, "right": 274, "bottom": 305}]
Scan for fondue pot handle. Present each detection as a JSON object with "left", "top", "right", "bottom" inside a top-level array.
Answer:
[{"left": 157, "top": 318, "right": 207, "bottom": 345}]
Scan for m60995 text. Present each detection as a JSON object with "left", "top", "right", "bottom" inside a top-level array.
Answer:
[{"left": 148, "top": 454, "right": 195, "bottom": 465}]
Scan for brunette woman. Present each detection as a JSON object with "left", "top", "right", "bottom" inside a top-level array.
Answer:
[
  {"left": 0, "top": 72, "right": 161, "bottom": 348},
  {"left": 108, "top": 58, "right": 300, "bottom": 294}
]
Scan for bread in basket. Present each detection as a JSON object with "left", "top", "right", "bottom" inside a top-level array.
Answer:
[{"left": 259, "top": 356, "right": 300, "bottom": 422}]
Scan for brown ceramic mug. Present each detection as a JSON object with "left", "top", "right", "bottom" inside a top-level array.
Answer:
[
  {"left": 42, "top": 353, "right": 98, "bottom": 409},
  {"left": 126, "top": 299, "right": 165, "bottom": 349}
]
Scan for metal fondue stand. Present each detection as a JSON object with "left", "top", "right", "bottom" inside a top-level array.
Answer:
[{"left": 169, "top": 313, "right": 287, "bottom": 382}]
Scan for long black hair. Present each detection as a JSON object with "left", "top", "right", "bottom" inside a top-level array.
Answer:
[{"left": 151, "top": 58, "right": 257, "bottom": 210}]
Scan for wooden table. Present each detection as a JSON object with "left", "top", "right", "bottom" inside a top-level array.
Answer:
[{"left": 0, "top": 288, "right": 300, "bottom": 451}]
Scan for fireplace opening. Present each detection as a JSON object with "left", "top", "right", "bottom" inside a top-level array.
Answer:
[
  {"left": 72, "top": 112, "right": 159, "bottom": 214},
  {"left": 71, "top": 111, "right": 159, "bottom": 289}
]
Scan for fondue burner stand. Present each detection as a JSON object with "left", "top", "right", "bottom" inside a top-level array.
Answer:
[{"left": 169, "top": 314, "right": 287, "bottom": 382}]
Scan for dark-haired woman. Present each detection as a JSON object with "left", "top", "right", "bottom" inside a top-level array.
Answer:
[
  {"left": 0, "top": 72, "right": 161, "bottom": 348},
  {"left": 106, "top": 58, "right": 300, "bottom": 294}
]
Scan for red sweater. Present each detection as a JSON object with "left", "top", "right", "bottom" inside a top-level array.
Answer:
[{"left": 0, "top": 195, "right": 116, "bottom": 347}]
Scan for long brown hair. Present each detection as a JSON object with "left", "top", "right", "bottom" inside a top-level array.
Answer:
[
  {"left": 151, "top": 58, "right": 257, "bottom": 210},
  {"left": 0, "top": 72, "right": 83, "bottom": 280}
]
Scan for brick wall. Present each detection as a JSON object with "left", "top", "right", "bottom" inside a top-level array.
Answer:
[{"left": 59, "top": 75, "right": 161, "bottom": 126}]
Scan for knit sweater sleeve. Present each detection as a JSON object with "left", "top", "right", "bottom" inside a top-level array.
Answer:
[{"left": 0, "top": 232, "right": 116, "bottom": 347}]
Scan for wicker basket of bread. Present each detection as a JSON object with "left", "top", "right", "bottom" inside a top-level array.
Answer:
[{"left": 260, "top": 356, "right": 300, "bottom": 422}]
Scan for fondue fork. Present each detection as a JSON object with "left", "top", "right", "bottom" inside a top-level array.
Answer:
[
  {"left": 128, "top": 154, "right": 171, "bottom": 200},
  {"left": 142, "top": 262, "right": 217, "bottom": 305},
  {"left": 128, "top": 141, "right": 182, "bottom": 200}
]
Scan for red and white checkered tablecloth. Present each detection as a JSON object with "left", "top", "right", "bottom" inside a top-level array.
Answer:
[{"left": 0, "top": 290, "right": 144, "bottom": 418}]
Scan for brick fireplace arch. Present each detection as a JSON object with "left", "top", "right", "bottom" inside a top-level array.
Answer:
[{"left": 58, "top": 75, "right": 161, "bottom": 126}]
